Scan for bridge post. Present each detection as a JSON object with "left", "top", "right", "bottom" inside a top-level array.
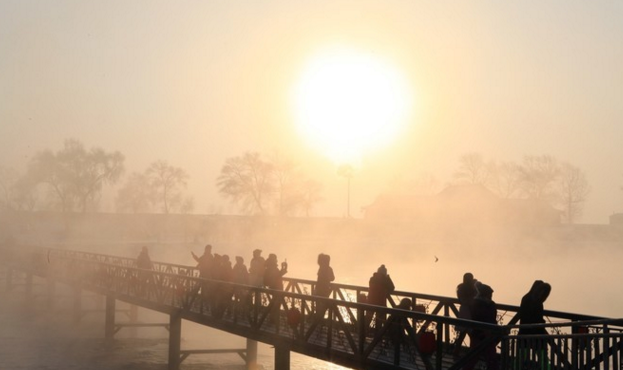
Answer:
[
  {"left": 22, "top": 273, "right": 33, "bottom": 315},
  {"left": 73, "top": 286, "right": 82, "bottom": 323},
  {"left": 47, "top": 278, "right": 56, "bottom": 309},
  {"left": 246, "top": 338, "right": 258, "bottom": 370},
  {"left": 168, "top": 310, "right": 182, "bottom": 370},
  {"left": 129, "top": 304, "right": 139, "bottom": 338},
  {"left": 105, "top": 294, "right": 116, "bottom": 341},
  {"left": 24, "top": 273, "right": 33, "bottom": 296},
  {"left": 274, "top": 344, "right": 290, "bottom": 370},
  {"left": 5, "top": 268, "right": 12, "bottom": 292}
]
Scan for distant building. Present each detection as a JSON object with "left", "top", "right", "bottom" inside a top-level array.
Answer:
[
  {"left": 610, "top": 213, "right": 623, "bottom": 228},
  {"left": 363, "top": 184, "right": 561, "bottom": 227}
]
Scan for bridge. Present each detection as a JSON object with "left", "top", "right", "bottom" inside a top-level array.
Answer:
[{"left": 1, "top": 244, "right": 622, "bottom": 370}]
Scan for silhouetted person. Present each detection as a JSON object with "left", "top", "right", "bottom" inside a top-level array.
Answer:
[
  {"left": 215, "top": 254, "right": 234, "bottom": 318},
  {"left": 135, "top": 246, "right": 153, "bottom": 294},
  {"left": 136, "top": 246, "right": 153, "bottom": 270},
  {"left": 248, "top": 249, "right": 265, "bottom": 287},
  {"left": 519, "top": 280, "right": 551, "bottom": 335},
  {"left": 264, "top": 253, "right": 288, "bottom": 290},
  {"left": 191, "top": 244, "right": 214, "bottom": 279},
  {"left": 191, "top": 244, "right": 214, "bottom": 306},
  {"left": 464, "top": 283, "right": 499, "bottom": 370},
  {"left": 232, "top": 256, "right": 250, "bottom": 313},
  {"left": 387, "top": 298, "right": 416, "bottom": 346},
  {"left": 287, "top": 301, "right": 302, "bottom": 338},
  {"left": 315, "top": 253, "right": 335, "bottom": 320},
  {"left": 518, "top": 280, "right": 552, "bottom": 369},
  {"left": 212, "top": 254, "right": 223, "bottom": 280},
  {"left": 454, "top": 272, "right": 478, "bottom": 354},
  {"left": 367, "top": 264, "right": 395, "bottom": 330},
  {"left": 264, "top": 253, "right": 288, "bottom": 324},
  {"left": 233, "top": 256, "right": 249, "bottom": 285}
]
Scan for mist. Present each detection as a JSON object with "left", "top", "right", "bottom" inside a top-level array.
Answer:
[{"left": 1, "top": 1, "right": 623, "bottom": 369}]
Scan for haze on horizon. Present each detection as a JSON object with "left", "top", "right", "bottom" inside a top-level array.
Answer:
[{"left": 1, "top": 1, "right": 622, "bottom": 223}]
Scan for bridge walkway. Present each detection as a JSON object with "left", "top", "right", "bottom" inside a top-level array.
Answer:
[{"left": 1, "top": 245, "right": 622, "bottom": 370}]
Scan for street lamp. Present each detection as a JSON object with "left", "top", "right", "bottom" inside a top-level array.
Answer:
[{"left": 337, "top": 164, "right": 354, "bottom": 218}]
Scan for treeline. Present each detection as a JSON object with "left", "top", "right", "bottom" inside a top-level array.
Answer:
[
  {"left": 0, "top": 139, "right": 324, "bottom": 217},
  {"left": 450, "top": 153, "right": 590, "bottom": 224},
  {"left": 0, "top": 140, "right": 592, "bottom": 223}
]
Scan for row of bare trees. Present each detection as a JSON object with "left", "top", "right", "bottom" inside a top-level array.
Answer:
[
  {"left": 217, "top": 152, "right": 323, "bottom": 216},
  {"left": 115, "top": 160, "right": 193, "bottom": 214},
  {"left": 0, "top": 140, "right": 323, "bottom": 217},
  {"left": 452, "top": 153, "right": 591, "bottom": 223},
  {"left": 1, "top": 139, "right": 124, "bottom": 213},
  {"left": 0, "top": 140, "right": 594, "bottom": 222},
  {"left": 0, "top": 139, "right": 194, "bottom": 215}
]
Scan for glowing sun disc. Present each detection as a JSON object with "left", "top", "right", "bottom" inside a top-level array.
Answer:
[{"left": 293, "top": 49, "right": 412, "bottom": 164}]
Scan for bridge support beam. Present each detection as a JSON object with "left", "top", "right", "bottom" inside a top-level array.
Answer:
[
  {"left": 5, "top": 268, "right": 12, "bottom": 292},
  {"left": 128, "top": 305, "right": 139, "bottom": 337},
  {"left": 22, "top": 273, "right": 33, "bottom": 316},
  {"left": 105, "top": 295, "right": 116, "bottom": 341},
  {"left": 47, "top": 278, "right": 56, "bottom": 309},
  {"left": 274, "top": 344, "right": 290, "bottom": 370},
  {"left": 73, "top": 286, "right": 82, "bottom": 323},
  {"left": 168, "top": 310, "right": 182, "bottom": 370},
  {"left": 246, "top": 339, "right": 258, "bottom": 370}
]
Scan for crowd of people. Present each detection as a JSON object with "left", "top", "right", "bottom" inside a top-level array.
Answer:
[
  {"left": 452, "top": 272, "right": 553, "bottom": 370},
  {"left": 134, "top": 245, "right": 554, "bottom": 368}
]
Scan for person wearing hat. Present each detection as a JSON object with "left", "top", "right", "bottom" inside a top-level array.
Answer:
[
  {"left": 465, "top": 282, "right": 498, "bottom": 370},
  {"left": 367, "top": 264, "right": 395, "bottom": 330},
  {"left": 248, "top": 249, "right": 265, "bottom": 287}
]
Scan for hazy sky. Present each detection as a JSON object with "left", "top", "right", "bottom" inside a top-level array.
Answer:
[{"left": 1, "top": 1, "right": 622, "bottom": 222}]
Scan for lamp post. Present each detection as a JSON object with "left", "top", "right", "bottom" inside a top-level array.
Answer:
[{"left": 337, "top": 164, "right": 354, "bottom": 218}]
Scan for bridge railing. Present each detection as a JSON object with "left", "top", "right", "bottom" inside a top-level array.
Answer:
[{"left": 4, "top": 245, "right": 623, "bottom": 370}]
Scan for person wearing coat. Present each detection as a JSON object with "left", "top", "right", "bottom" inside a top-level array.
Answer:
[{"left": 367, "top": 264, "right": 395, "bottom": 329}]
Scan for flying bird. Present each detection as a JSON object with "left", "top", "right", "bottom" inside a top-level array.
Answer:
[{"left": 434, "top": 256, "right": 439, "bottom": 263}]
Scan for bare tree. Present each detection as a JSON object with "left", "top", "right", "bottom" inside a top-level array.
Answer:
[
  {"left": 10, "top": 175, "right": 39, "bottom": 211},
  {"left": 145, "top": 160, "right": 189, "bottom": 214},
  {"left": 28, "top": 148, "right": 75, "bottom": 212},
  {"left": 270, "top": 153, "right": 319, "bottom": 216},
  {"left": 557, "top": 163, "right": 590, "bottom": 224},
  {"left": 115, "top": 172, "right": 155, "bottom": 213},
  {"left": 65, "top": 141, "right": 125, "bottom": 213},
  {"left": 0, "top": 166, "right": 19, "bottom": 211},
  {"left": 28, "top": 139, "right": 124, "bottom": 213},
  {"left": 179, "top": 196, "right": 195, "bottom": 214},
  {"left": 300, "top": 179, "right": 324, "bottom": 217},
  {"left": 217, "top": 152, "right": 274, "bottom": 215},
  {"left": 488, "top": 161, "right": 522, "bottom": 198},
  {"left": 453, "top": 152, "right": 491, "bottom": 185},
  {"left": 518, "top": 155, "right": 560, "bottom": 200},
  {"left": 217, "top": 151, "right": 323, "bottom": 216}
]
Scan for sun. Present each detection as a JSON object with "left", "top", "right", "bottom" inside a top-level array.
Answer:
[{"left": 293, "top": 48, "right": 412, "bottom": 165}]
